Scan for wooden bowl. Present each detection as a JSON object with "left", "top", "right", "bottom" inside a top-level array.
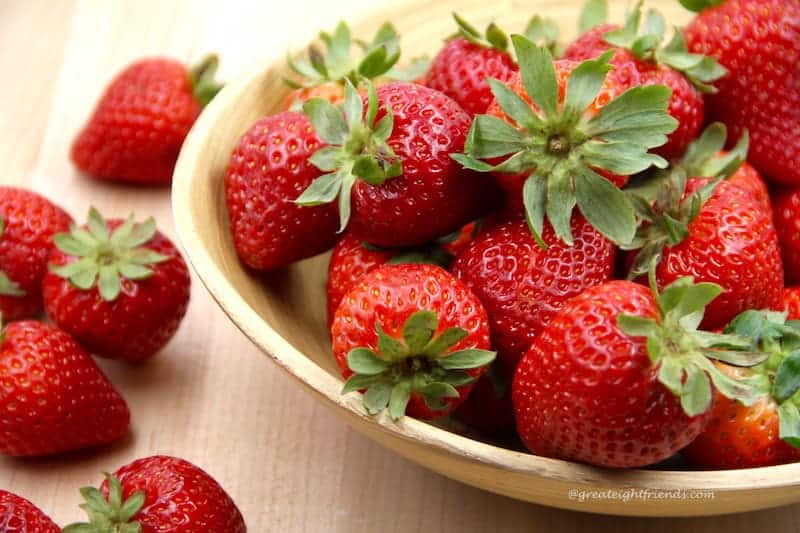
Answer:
[{"left": 172, "top": 0, "right": 800, "bottom": 516}]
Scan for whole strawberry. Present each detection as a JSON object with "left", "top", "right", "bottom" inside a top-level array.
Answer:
[
  {"left": 684, "top": 0, "right": 800, "bottom": 185},
  {"left": 71, "top": 56, "right": 222, "bottom": 184},
  {"left": 296, "top": 81, "right": 496, "bottom": 248},
  {"left": 43, "top": 208, "right": 190, "bottom": 362},
  {"left": 513, "top": 276, "right": 763, "bottom": 468},
  {"left": 225, "top": 112, "right": 339, "bottom": 270},
  {"left": 773, "top": 187, "right": 800, "bottom": 284},
  {"left": 64, "top": 456, "right": 245, "bottom": 533},
  {"left": 0, "top": 187, "right": 71, "bottom": 320},
  {"left": 452, "top": 217, "right": 614, "bottom": 371},
  {"left": 331, "top": 263, "right": 494, "bottom": 420},
  {"left": 0, "top": 490, "right": 60, "bottom": 532},
  {"left": 0, "top": 319, "right": 130, "bottom": 456}
]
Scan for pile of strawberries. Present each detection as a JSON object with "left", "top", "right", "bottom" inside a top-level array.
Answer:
[{"left": 226, "top": 0, "right": 800, "bottom": 470}]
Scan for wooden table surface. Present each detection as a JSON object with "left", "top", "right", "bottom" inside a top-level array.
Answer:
[{"left": 1, "top": 0, "right": 799, "bottom": 531}]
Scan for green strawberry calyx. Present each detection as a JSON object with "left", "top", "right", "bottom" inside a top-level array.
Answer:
[
  {"left": 618, "top": 270, "right": 769, "bottom": 417},
  {"left": 341, "top": 309, "right": 496, "bottom": 421},
  {"left": 295, "top": 80, "right": 401, "bottom": 231},
  {"left": 285, "top": 21, "right": 401, "bottom": 90},
  {"left": 622, "top": 122, "right": 749, "bottom": 277},
  {"left": 49, "top": 208, "right": 170, "bottom": 302},
  {"left": 678, "top": 0, "right": 726, "bottom": 13},
  {"left": 453, "top": 35, "right": 677, "bottom": 248},
  {"left": 724, "top": 310, "right": 800, "bottom": 448},
  {"left": 63, "top": 472, "right": 145, "bottom": 533},
  {"left": 0, "top": 217, "right": 25, "bottom": 297},
  {"left": 189, "top": 54, "right": 223, "bottom": 108},
  {"left": 602, "top": 1, "right": 727, "bottom": 93},
  {"left": 451, "top": 12, "right": 561, "bottom": 56},
  {"left": 578, "top": 0, "right": 609, "bottom": 33}
]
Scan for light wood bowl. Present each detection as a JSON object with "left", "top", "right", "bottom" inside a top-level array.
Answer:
[{"left": 172, "top": 0, "right": 800, "bottom": 516}]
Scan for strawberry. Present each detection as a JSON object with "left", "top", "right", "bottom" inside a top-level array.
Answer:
[
  {"left": 452, "top": 363, "right": 516, "bottom": 438},
  {"left": 683, "top": 0, "right": 800, "bottom": 185},
  {"left": 563, "top": 3, "right": 726, "bottom": 159},
  {"left": 64, "top": 456, "right": 245, "bottom": 533},
  {"left": 624, "top": 123, "right": 783, "bottom": 329},
  {"left": 451, "top": 216, "right": 614, "bottom": 371},
  {"left": 0, "top": 490, "right": 60, "bottom": 532},
  {"left": 295, "top": 81, "right": 496, "bottom": 247},
  {"left": 225, "top": 112, "right": 339, "bottom": 270},
  {"left": 331, "top": 263, "right": 494, "bottom": 420},
  {"left": 784, "top": 287, "right": 800, "bottom": 320},
  {"left": 43, "top": 208, "right": 190, "bottom": 362},
  {"left": 0, "top": 319, "right": 129, "bottom": 456},
  {"left": 0, "top": 187, "right": 71, "bottom": 320},
  {"left": 773, "top": 187, "right": 800, "bottom": 284},
  {"left": 685, "top": 310, "right": 800, "bottom": 468},
  {"left": 71, "top": 56, "right": 222, "bottom": 185},
  {"left": 454, "top": 36, "right": 677, "bottom": 248},
  {"left": 513, "top": 275, "right": 764, "bottom": 468}
]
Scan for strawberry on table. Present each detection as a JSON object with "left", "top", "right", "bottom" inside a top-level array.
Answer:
[
  {"left": 0, "top": 187, "right": 72, "bottom": 321},
  {"left": 683, "top": 0, "right": 800, "bottom": 185},
  {"left": 773, "top": 187, "right": 800, "bottom": 284},
  {"left": 71, "top": 55, "right": 223, "bottom": 185},
  {"left": 64, "top": 455, "right": 246, "bottom": 533},
  {"left": 0, "top": 319, "right": 129, "bottom": 457},
  {"left": 331, "top": 263, "right": 495, "bottom": 420},
  {"left": 43, "top": 208, "right": 190, "bottom": 362},
  {"left": 0, "top": 490, "right": 60, "bottom": 532}
]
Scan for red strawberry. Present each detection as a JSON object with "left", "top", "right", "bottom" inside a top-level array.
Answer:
[
  {"left": 684, "top": 0, "right": 800, "bottom": 185},
  {"left": 296, "top": 81, "right": 497, "bottom": 248},
  {"left": 773, "top": 187, "right": 800, "bottom": 284},
  {"left": 43, "top": 209, "right": 190, "bottom": 362},
  {"left": 0, "top": 187, "right": 71, "bottom": 320},
  {"left": 331, "top": 263, "right": 494, "bottom": 420},
  {"left": 784, "top": 287, "right": 800, "bottom": 319},
  {"left": 452, "top": 363, "right": 516, "bottom": 438},
  {"left": 225, "top": 112, "right": 339, "bottom": 270},
  {"left": 0, "top": 319, "right": 129, "bottom": 456},
  {"left": 513, "top": 277, "right": 763, "bottom": 468},
  {"left": 452, "top": 217, "right": 614, "bottom": 371},
  {"left": 71, "top": 56, "right": 222, "bottom": 184},
  {"left": 685, "top": 310, "right": 800, "bottom": 468},
  {"left": 64, "top": 456, "right": 245, "bottom": 533},
  {"left": 0, "top": 490, "right": 60, "bottom": 532}
]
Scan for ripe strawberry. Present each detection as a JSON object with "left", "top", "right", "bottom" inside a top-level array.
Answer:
[
  {"left": 773, "top": 187, "right": 800, "bottom": 284},
  {"left": 43, "top": 208, "right": 190, "bottom": 362},
  {"left": 784, "top": 287, "right": 800, "bottom": 319},
  {"left": 71, "top": 56, "right": 222, "bottom": 184},
  {"left": 513, "top": 276, "right": 764, "bottom": 468},
  {"left": 64, "top": 456, "right": 245, "bottom": 533},
  {"left": 0, "top": 187, "right": 71, "bottom": 320},
  {"left": 685, "top": 310, "right": 800, "bottom": 468},
  {"left": 296, "top": 81, "right": 495, "bottom": 248},
  {"left": 564, "top": 3, "right": 726, "bottom": 159},
  {"left": 451, "top": 217, "right": 614, "bottom": 371},
  {"left": 0, "top": 319, "right": 129, "bottom": 456},
  {"left": 684, "top": 0, "right": 800, "bottom": 185},
  {"left": 452, "top": 363, "right": 516, "bottom": 438},
  {"left": 331, "top": 263, "right": 494, "bottom": 420},
  {"left": 0, "top": 490, "right": 60, "bottom": 532},
  {"left": 225, "top": 112, "right": 339, "bottom": 270},
  {"left": 624, "top": 124, "right": 783, "bottom": 329},
  {"left": 454, "top": 36, "right": 677, "bottom": 248}
]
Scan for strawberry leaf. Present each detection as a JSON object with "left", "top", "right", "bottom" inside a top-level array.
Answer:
[
  {"left": 779, "top": 401, "right": 800, "bottom": 448},
  {"left": 773, "top": 351, "right": 800, "bottom": 404},
  {"left": 578, "top": 0, "right": 608, "bottom": 33}
]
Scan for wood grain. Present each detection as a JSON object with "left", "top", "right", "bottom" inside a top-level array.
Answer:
[{"left": 1, "top": 0, "right": 799, "bottom": 530}]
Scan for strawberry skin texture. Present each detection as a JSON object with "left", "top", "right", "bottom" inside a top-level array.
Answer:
[
  {"left": 425, "top": 37, "right": 518, "bottom": 115},
  {"left": 100, "top": 455, "right": 246, "bottom": 532},
  {"left": 564, "top": 24, "right": 704, "bottom": 159},
  {"left": 331, "top": 263, "right": 491, "bottom": 419},
  {"left": 0, "top": 490, "right": 60, "bottom": 532},
  {"left": 71, "top": 58, "right": 201, "bottom": 184},
  {"left": 225, "top": 112, "right": 339, "bottom": 270},
  {"left": 513, "top": 281, "right": 709, "bottom": 468},
  {"left": 43, "top": 220, "right": 190, "bottom": 362},
  {"left": 0, "top": 321, "right": 130, "bottom": 457},
  {"left": 773, "top": 187, "right": 800, "bottom": 284},
  {"left": 655, "top": 178, "right": 783, "bottom": 329},
  {"left": 685, "top": 0, "right": 800, "bottom": 185},
  {"left": 451, "top": 217, "right": 614, "bottom": 371},
  {"left": 783, "top": 287, "right": 800, "bottom": 320},
  {"left": 729, "top": 159, "right": 771, "bottom": 211},
  {"left": 347, "top": 82, "right": 496, "bottom": 247},
  {"left": 0, "top": 187, "right": 71, "bottom": 320}
]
